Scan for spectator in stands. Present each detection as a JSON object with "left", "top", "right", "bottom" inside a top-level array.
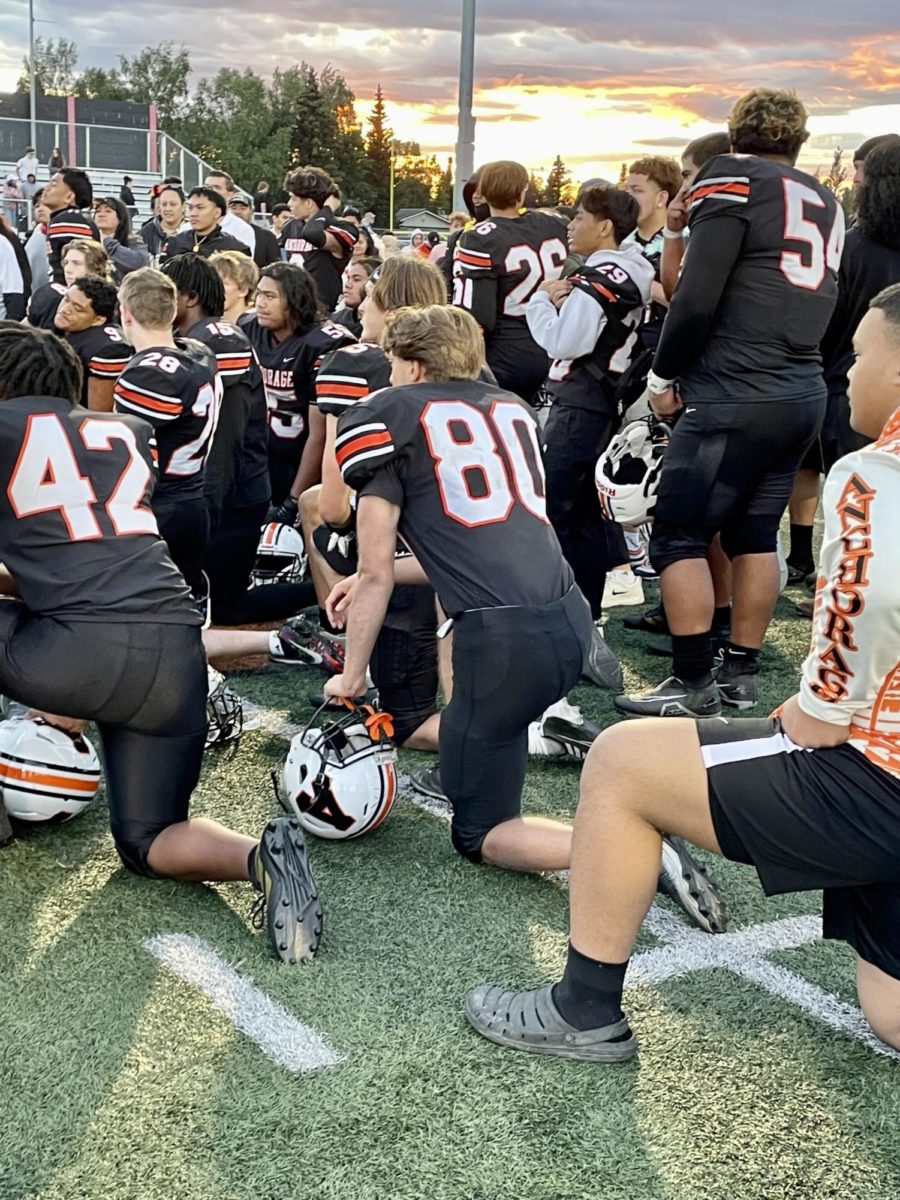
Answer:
[
  {"left": 28, "top": 237, "right": 113, "bottom": 329},
  {"left": 404, "top": 230, "right": 429, "bottom": 257},
  {"left": 120, "top": 176, "right": 136, "bottom": 207},
  {"left": 379, "top": 233, "right": 400, "bottom": 258},
  {"left": 254, "top": 181, "right": 271, "bottom": 213},
  {"left": 210, "top": 249, "right": 259, "bottom": 327},
  {"left": 342, "top": 205, "right": 377, "bottom": 257},
  {"left": 0, "top": 213, "right": 31, "bottom": 320},
  {"left": 140, "top": 184, "right": 187, "bottom": 260},
  {"left": 41, "top": 167, "right": 100, "bottom": 285},
  {"left": 159, "top": 187, "right": 250, "bottom": 262},
  {"left": 2, "top": 176, "right": 20, "bottom": 227},
  {"left": 24, "top": 188, "right": 50, "bottom": 292},
  {"left": 853, "top": 133, "right": 898, "bottom": 190},
  {"left": 93, "top": 196, "right": 150, "bottom": 282},
  {"left": 15, "top": 146, "right": 38, "bottom": 183},
  {"left": 205, "top": 170, "right": 255, "bottom": 253},
  {"left": 332, "top": 255, "right": 380, "bottom": 336},
  {"left": 271, "top": 203, "right": 291, "bottom": 239},
  {"left": 48, "top": 147, "right": 65, "bottom": 171},
  {"left": 228, "top": 195, "right": 281, "bottom": 268},
  {"left": 19, "top": 173, "right": 38, "bottom": 204}
]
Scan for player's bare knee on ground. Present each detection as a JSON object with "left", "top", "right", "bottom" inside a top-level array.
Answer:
[
  {"left": 298, "top": 485, "right": 321, "bottom": 531},
  {"left": 857, "top": 958, "right": 900, "bottom": 1050}
]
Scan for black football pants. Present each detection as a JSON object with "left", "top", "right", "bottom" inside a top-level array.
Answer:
[
  {"left": 440, "top": 587, "right": 591, "bottom": 862},
  {"left": 0, "top": 603, "right": 207, "bottom": 876},
  {"left": 542, "top": 402, "right": 627, "bottom": 619}
]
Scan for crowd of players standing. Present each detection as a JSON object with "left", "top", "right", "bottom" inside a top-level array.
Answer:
[{"left": 3, "top": 86, "right": 900, "bottom": 1061}]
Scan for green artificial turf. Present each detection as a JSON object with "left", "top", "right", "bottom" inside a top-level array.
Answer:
[{"left": 3, "top": 579, "right": 900, "bottom": 1200}]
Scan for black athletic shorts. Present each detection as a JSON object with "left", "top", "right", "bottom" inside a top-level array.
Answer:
[
  {"left": 0, "top": 602, "right": 207, "bottom": 877},
  {"left": 699, "top": 715, "right": 900, "bottom": 980},
  {"left": 312, "top": 522, "right": 358, "bottom": 576},
  {"left": 650, "top": 395, "right": 824, "bottom": 570}
]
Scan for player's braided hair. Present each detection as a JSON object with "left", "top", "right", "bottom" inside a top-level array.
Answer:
[
  {"left": 870, "top": 284, "right": 900, "bottom": 347},
  {"left": 855, "top": 136, "right": 900, "bottom": 250},
  {"left": 260, "top": 262, "right": 324, "bottom": 332},
  {"left": 0, "top": 323, "right": 82, "bottom": 404},
  {"left": 160, "top": 252, "right": 226, "bottom": 318},
  {"left": 71, "top": 275, "right": 118, "bottom": 323},
  {"left": 728, "top": 89, "right": 809, "bottom": 160}
]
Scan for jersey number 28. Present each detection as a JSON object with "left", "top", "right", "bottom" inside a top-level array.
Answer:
[{"left": 420, "top": 399, "right": 548, "bottom": 527}]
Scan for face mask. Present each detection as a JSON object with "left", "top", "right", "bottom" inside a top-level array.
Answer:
[{"left": 473, "top": 201, "right": 490, "bottom": 222}]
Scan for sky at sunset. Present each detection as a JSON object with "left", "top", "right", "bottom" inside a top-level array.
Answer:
[{"left": 1, "top": 2, "right": 898, "bottom": 179}]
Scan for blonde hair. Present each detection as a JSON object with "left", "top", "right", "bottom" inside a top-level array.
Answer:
[
  {"left": 118, "top": 267, "right": 178, "bottom": 329},
  {"left": 382, "top": 306, "right": 483, "bottom": 381},
  {"left": 370, "top": 256, "right": 447, "bottom": 314},
  {"left": 62, "top": 238, "right": 114, "bottom": 283},
  {"left": 729, "top": 89, "right": 809, "bottom": 159},
  {"left": 210, "top": 249, "right": 260, "bottom": 303}
]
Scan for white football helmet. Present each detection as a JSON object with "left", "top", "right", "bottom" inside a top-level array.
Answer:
[
  {"left": 0, "top": 717, "right": 101, "bottom": 823},
  {"left": 281, "top": 703, "right": 397, "bottom": 840},
  {"left": 595, "top": 416, "right": 671, "bottom": 529},
  {"left": 251, "top": 522, "right": 307, "bottom": 586},
  {"left": 206, "top": 667, "right": 243, "bottom": 748}
]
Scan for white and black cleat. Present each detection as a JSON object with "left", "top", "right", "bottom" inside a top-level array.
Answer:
[
  {"left": 658, "top": 835, "right": 728, "bottom": 934},
  {"left": 582, "top": 623, "right": 624, "bottom": 692}
]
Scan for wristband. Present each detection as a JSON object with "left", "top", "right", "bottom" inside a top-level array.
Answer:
[
  {"left": 662, "top": 227, "right": 686, "bottom": 240},
  {"left": 646, "top": 369, "right": 675, "bottom": 395}
]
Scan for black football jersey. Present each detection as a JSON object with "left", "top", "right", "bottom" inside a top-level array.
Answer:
[
  {"left": 186, "top": 316, "right": 270, "bottom": 510},
  {"left": 47, "top": 207, "right": 101, "bottom": 285},
  {"left": 113, "top": 340, "right": 221, "bottom": 505},
  {"left": 65, "top": 324, "right": 132, "bottom": 406},
  {"left": 336, "top": 379, "right": 573, "bottom": 614},
  {"left": 0, "top": 395, "right": 199, "bottom": 623},
  {"left": 315, "top": 342, "right": 392, "bottom": 416},
  {"left": 546, "top": 252, "right": 654, "bottom": 409},
  {"left": 280, "top": 216, "right": 358, "bottom": 311},
  {"left": 244, "top": 316, "right": 356, "bottom": 460},
  {"left": 677, "top": 153, "right": 845, "bottom": 399},
  {"left": 27, "top": 283, "right": 66, "bottom": 331}
]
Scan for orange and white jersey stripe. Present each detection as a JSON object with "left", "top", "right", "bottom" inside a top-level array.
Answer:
[{"left": 800, "top": 407, "right": 900, "bottom": 778}]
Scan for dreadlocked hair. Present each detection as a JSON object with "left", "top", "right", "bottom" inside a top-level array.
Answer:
[
  {"left": 0, "top": 323, "right": 82, "bottom": 404},
  {"left": 160, "top": 252, "right": 226, "bottom": 318},
  {"left": 856, "top": 137, "right": 900, "bottom": 250},
  {"left": 728, "top": 89, "right": 809, "bottom": 160}
]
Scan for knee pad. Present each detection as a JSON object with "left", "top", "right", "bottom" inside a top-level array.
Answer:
[
  {"left": 720, "top": 513, "right": 780, "bottom": 559},
  {"left": 649, "top": 520, "right": 713, "bottom": 573},
  {"left": 450, "top": 820, "right": 487, "bottom": 864}
]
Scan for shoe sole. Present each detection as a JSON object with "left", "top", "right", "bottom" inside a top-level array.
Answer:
[
  {"left": 257, "top": 818, "right": 323, "bottom": 963},
  {"left": 464, "top": 997, "right": 638, "bottom": 1063},
  {"left": 614, "top": 698, "right": 723, "bottom": 719},
  {"left": 408, "top": 778, "right": 448, "bottom": 802},
  {"left": 659, "top": 837, "right": 728, "bottom": 934}
]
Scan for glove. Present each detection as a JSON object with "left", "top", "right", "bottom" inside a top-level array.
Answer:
[{"left": 266, "top": 495, "right": 299, "bottom": 526}]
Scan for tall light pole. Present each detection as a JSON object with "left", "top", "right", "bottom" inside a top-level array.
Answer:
[
  {"left": 452, "top": 0, "right": 476, "bottom": 212},
  {"left": 28, "top": 0, "right": 37, "bottom": 154}
]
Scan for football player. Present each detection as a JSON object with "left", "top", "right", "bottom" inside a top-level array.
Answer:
[
  {"left": 465, "top": 284, "right": 900, "bottom": 1061},
  {"left": 0, "top": 324, "right": 321, "bottom": 963},
  {"left": 114, "top": 268, "right": 222, "bottom": 599},
  {"left": 617, "top": 89, "right": 845, "bottom": 719},
  {"left": 452, "top": 160, "right": 568, "bottom": 405},
  {"left": 280, "top": 166, "right": 359, "bottom": 312},
  {"left": 41, "top": 168, "right": 100, "bottom": 285},
  {"left": 621, "top": 156, "right": 681, "bottom": 351},
  {"left": 160, "top": 253, "right": 316, "bottom": 627},
  {"left": 243, "top": 262, "right": 355, "bottom": 506},
  {"left": 53, "top": 276, "right": 132, "bottom": 412},
  {"left": 526, "top": 185, "right": 654, "bottom": 622},
  {"left": 28, "top": 237, "right": 113, "bottom": 331}
]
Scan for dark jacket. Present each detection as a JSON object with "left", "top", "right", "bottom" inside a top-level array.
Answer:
[{"left": 159, "top": 226, "right": 251, "bottom": 264}]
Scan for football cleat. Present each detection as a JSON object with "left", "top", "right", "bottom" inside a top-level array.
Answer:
[
  {"left": 614, "top": 676, "right": 722, "bottom": 719},
  {"left": 715, "top": 660, "right": 759, "bottom": 710},
  {"left": 0, "top": 717, "right": 101, "bottom": 823},
  {"left": 622, "top": 604, "right": 669, "bottom": 635},
  {"left": 658, "top": 836, "right": 728, "bottom": 934},
  {"left": 251, "top": 817, "right": 322, "bottom": 963},
  {"left": 408, "top": 764, "right": 447, "bottom": 803},
  {"left": 274, "top": 617, "right": 346, "bottom": 675},
  {"left": 281, "top": 700, "right": 397, "bottom": 839},
  {"left": 582, "top": 622, "right": 624, "bottom": 692},
  {"left": 529, "top": 698, "right": 601, "bottom": 761}
]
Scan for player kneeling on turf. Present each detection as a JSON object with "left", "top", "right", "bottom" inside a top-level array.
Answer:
[
  {"left": 465, "top": 284, "right": 900, "bottom": 1060},
  {"left": 0, "top": 324, "right": 321, "bottom": 964}
]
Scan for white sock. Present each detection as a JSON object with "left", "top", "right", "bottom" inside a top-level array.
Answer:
[
  {"left": 528, "top": 721, "right": 566, "bottom": 756},
  {"left": 268, "top": 629, "right": 281, "bottom": 655}
]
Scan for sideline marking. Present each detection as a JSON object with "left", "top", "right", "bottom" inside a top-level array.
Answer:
[
  {"left": 144, "top": 933, "right": 343, "bottom": 1074},
  {"left": 239, "top": 695, "right": 898, "bottom": 1060}
]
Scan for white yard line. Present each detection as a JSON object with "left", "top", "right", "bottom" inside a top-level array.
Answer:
[{"left": 144, "top": 933, "right": 343, "bottom": 1074}]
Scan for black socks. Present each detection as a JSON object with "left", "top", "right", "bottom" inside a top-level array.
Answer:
[
  {"left": 722, "top": 642, "right": 760, "bottom": 673},
  {"left": 552, "top": 943, "right": 629, "bottom": 1030},
  {"left": 672, "top": 631, "right": 714, "bottom": 687},
  {"left": 788, "top": 523, "right": 814, "bottom": 571}
]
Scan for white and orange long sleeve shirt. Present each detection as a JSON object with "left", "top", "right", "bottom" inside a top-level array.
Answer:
[{"left": 800, "top": 408, "right": 900, "bottom": 778}]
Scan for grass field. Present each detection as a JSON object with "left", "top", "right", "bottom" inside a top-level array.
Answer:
[{"left": 3, "top": 582, "right": 900, "bottom": 1200}]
